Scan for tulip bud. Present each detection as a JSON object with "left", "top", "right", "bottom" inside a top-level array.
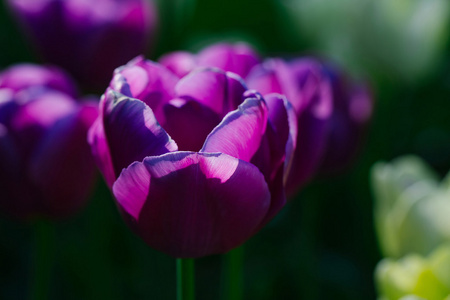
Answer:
[
  {"left": 372, "top": 155, "right": 450, "bottom": 258},
  {"left": 375, "top": 244, "right": 450, "bottom": 300}
]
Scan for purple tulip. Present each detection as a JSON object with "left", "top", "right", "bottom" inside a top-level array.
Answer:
[
  {"left": 159, "top": 42, "right": 261, "bottom": 79},
  {"left": 318, "top": 66, "right": 373, "bottom": 174},
  {"left": 7, "top": 0, "right": 157, "bottom": 91},
  {"left": 0, "top": 64, "right": 98, "bottom": 219},
  {"left": 0, "top": 63, "right": 78, "bottom": 97},
  {"left": 247, "top": 58, "right": 333, "bottom": 195},
  {"left": 89, "top": 57, "right": 296, "bottom": 258}
]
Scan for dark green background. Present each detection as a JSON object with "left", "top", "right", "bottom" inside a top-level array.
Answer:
[{"left": 1, "top": 0, "right": 449, "bottom": 299}]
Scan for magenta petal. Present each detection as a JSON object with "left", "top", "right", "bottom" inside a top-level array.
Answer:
[
  {"left": 113, "top": 151, "right": 270, "bottom": 258},
  {"left": 111, "top": 57, "right": 179, "bottom": 116},
  {"left": 201, "top": 96, "right": 268, "bottom": 163},
  {"left": 100, "top": 90, "right": 178, "bottom": 180},
  {"left": 163, "top": 99, "right": 222, "bottom": 152},
  {"left": 159, "top": 51, "right": 197, "bottom": 78},
  {"left": 197, "top": 43, "right": 260, "bottom": 78},
  {"left": 0, "top": 63, "right": 78, "bottom": 97},
  {"left": 246, "top": 59, "right": 290, "bottom": 96},
  {"left": 175, "top": 69, "right": 248, "bottom": 117}
]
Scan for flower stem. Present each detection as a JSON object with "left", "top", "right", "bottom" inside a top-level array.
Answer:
[
  {"left": 31, "top": 219, "right": 55, "bottom": 300},
  {"left": 221, "top": 246, "right": 244, "bottom": 300},
  {"left": 176, "top": 258, "right": 195, "bottom": 300}
]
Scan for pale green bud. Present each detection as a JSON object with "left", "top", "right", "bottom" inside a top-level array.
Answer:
[
  {"left": 372, "top": 156, "right": 450, "bottom": 258},
  {"left": 375, "top": 244, "right": 450, "bottom": 300}
]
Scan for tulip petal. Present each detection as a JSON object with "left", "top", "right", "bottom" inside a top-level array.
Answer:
[
  {"left": 0, "top": 123, "right": 37, "bottom": 218},
  {"left": 159, "top": 51, "right": 197, "bottom": 78},
  {"left": 113, "top": 151, "right": 270, "bottom": 258},
  {"left": 111, "top": 57, "right": 179, "bottom": 116},
  {"left": 29, "top": 103, "right": 98, "bottom": 218},
  {"left": 88, "top": 117, "right": 115, "bottom": 186},
  {"left": 201, "top": 95, "right": 268, "bottom": 163},
  {"left": 101, "top": 90, "right": 178, "bottom": 179},
  {"left": 163, "top": 99, "right": 222, "bottom": 152},
  {"left": 251, "top": 94, "right": 298, "bottom": 223},
  {"left": 0, "top": 63, "right": 78, "bottom": 97},
  {"left": 175, "top": 69, "right": 247, "bottom": 117},
  {"left": 9, "top": 90, "right": 77, "bottom": 159},
  {"left": 197, "top": 43, "right": 260, "bottom": 78}
]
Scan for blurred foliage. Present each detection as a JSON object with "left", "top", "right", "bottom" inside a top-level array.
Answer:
[
  {"left": 278, "top": 0, "right": 450, "bottom": 85},
  {"left": 0, "top": 0, "right": 449, "bottom": 299}
]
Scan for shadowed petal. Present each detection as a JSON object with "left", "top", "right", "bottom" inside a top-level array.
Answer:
[
  {"left": 0, "top": 124, "right": 20, "bottom": 176},
  {"left": 250, "top": 94, "right": 298, "bottom": 224},
  {"left": 88, "top": 117, "right": 115, "bottom": 186},
  {"left": 113, "top": 151, "right": 270, "bottom": 258},
  {"left": 100, "top": 89, "right": 177, "bottom": 180},
  {"left": 201, "top": 96, "right": 267, "bottom": 163},
  {"left": 175, "top": 68, "right": 247, "bottom": 117},
  {"left": 265, "top": 93, "right": 298, "bottom": 179},
  {"left": 163, "top": 99, "right": 222, "bottom": 152},
  {"left": 29, "top": 103, "right": 98, "bottom": 218},
  {"left": 0, "top": 123, "right": 37, "bottom": 218},
  {"left": 285, "top": 110, "right": 330, "bottom": 195}
]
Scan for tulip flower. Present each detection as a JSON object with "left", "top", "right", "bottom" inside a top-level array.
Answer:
[
  {"left": 0, "top": 64, "right": 98, "bottom": 219},
  {"left": 6, "top": 0, "right": 157, "bottom": 91},
  {"left": 89, "top": 56, "right": 296, "bottom": 258},
  {"left": 375, "top": 244, "right": 450, "bottom": 300},
  {"left": 318, "top": 65, "right": 373, "bottom": 174},
  {"left": 246, "top": 58, "right": 333, "bottom": 194},
  {"left": 372, "top": 155, "right": 450, "bottom": 258},
  {"left": 159, "top": 42, "right": 261, "bottom": 79},
  {"left": 0, "top": 63, "right": 78, "bottom": 97}
]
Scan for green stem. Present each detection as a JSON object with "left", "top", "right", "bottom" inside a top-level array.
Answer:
[
  {"left": 221, "top": 246, "right": 244, "bottom": 300},
  {"left": 176, "top": 258, "right": 195, "bottom": 300},
  {"left": 31, "top": 219, "right": 56, "bottom": 300}
]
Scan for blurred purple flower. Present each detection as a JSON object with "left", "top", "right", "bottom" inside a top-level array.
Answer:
[
  {"left": 318, "top": 65, "right": 373, "bottom": 174},
  {"left": 247, "top": 58, "right": 333, "bottom": 195},
  {"left": 0, "top": 63, "right": 78, "bottom": 97},
  {"left": 159, "top": 42, "right": 261, "bottom": 79},
  {"left": 0, "top": 64, "right": 98, "bottom": 219},
  {"left": 7, "top": 0, "right": 158, "bottom": 91},
  {"left": 89, "top": 57, "right": 296, "bottom": 258}
]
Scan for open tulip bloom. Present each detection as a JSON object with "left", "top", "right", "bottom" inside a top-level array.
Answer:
[{"left": 89, "top": 56, "right": 297, "bottom": 259}]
